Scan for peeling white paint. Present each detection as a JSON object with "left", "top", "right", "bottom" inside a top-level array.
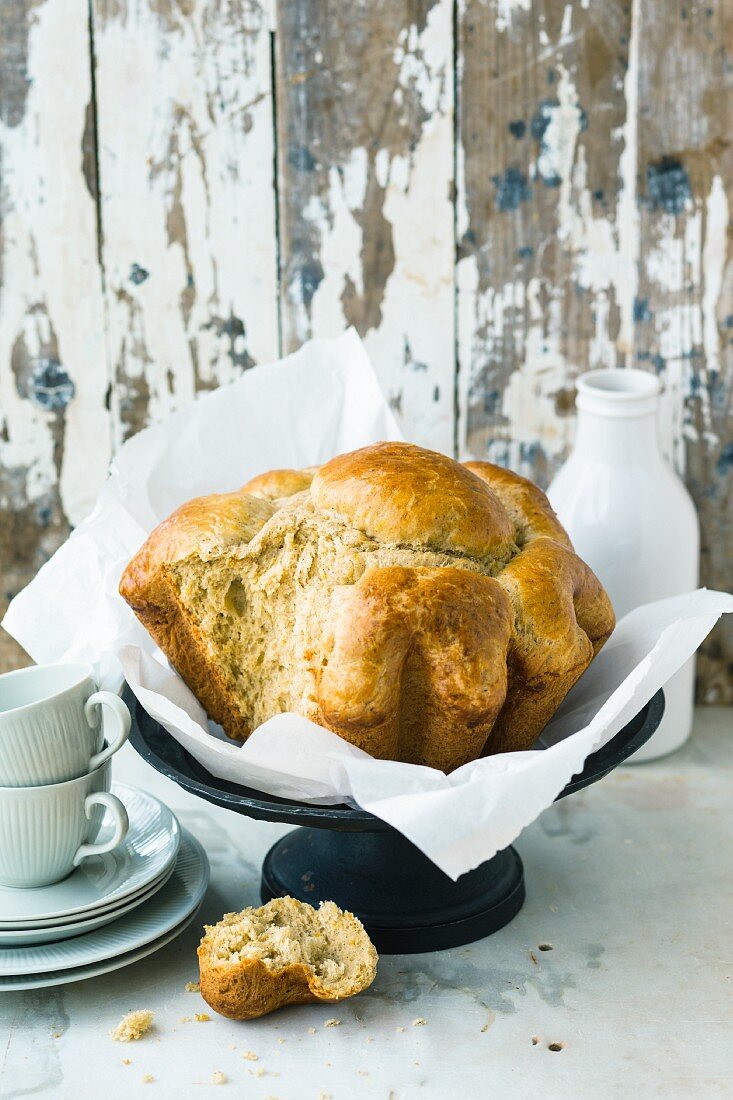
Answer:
[
  {"left": 365, "top": 112, "right": 455, "bottom": 451},
  {"left": 93, "top": 0, "right": 279, "bottom": 446},
  {"left": 702, "top": 175, "right": 727, "bottom": 380},
  {"left": 455, "top": 251, "right": 479, "bottom": 459},
  {"left": 536, "top": 65, "right": 584, "bottom": 210},
  {"left": 499, "top": 278, "right": 575, "bottom": 469},
  {"left": 289, "top": 0, "right": 455, "bottom": 453},
  {"left": 550, "top": 60, "right": 637, "bottom": 350},
  {"left": 308, "top": 160, "right": 365, "bottom": 337},
  {"left": 367, "top": 1, "right": 455, "bottom": 450},
  {"left": 495, "top": 0, "right": 531, "bottom": 34},
  {"left": 645, "top": 227, "right": 686, "bottom": 293},
  {"left": 616, "top": 0, "right": 641, "bottom": 357},
  {"left": 640, "top": 173, "right": 727, "bottom": 474},
  {"left": 458, "top": 272, "right": 576, "bottom": 469},
  {"left": 560, "top": 5, "right": 573, "bottom": 41},
  {"left": 0, "top": 0, "right": 108, "bottom": 525},
  {"left": 458, "top": 4, "right": 649, "bottom": 471}
]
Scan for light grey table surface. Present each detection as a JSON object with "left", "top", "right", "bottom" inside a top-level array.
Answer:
[{"left": 1, "top": 708, "right": 731, "bottom": 1100}]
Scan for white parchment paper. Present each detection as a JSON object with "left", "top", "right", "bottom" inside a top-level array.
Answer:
[{"left": 4, "top": 330, "right": 732, "bottom": 879}]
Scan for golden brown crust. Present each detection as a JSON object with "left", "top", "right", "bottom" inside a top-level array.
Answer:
[
  {"left": 119, "top": 491, "right": 274, "bottom": 741},
  {"left": 487, "top": 537, "right": 615, "bottom": 754},
  {"left": 120, "top": 442, "right": 615, "bottom": 763},
  {"left": 463, "top": 461, "right": 572, "bottom": 547},
  {"left": 198, "top": 956, "right": 332, "bottom": 1021},
  {"left": 121, "top": 564, "right": 254, "bottom": 740},
  {"left": 197, "top": 898, "right": 378, "bottom": 1021},
  {"left": 311, "top": 442, "right": 516, "bottom": 560},
  {"left": 119, "top": 492, "right": 274, "bottom": 588},
  {"left": 318, "top": 566, "right": 514, "bottom": 771},
  {"left": 241, "top": 467, "right": 317, "bottom": 501}
]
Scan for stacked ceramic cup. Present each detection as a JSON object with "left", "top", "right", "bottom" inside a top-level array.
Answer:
[
  {"left": 0, "top": 664, "right": 209, "bottom": 990},
  {"left": 0, "top": 664, "right": 131, "bottom": 888}
]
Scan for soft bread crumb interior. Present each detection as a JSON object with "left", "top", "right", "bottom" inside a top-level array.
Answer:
[
  {"left": 109, "top": 1009, "right": 154, "bottom": 1042},
  {"left": 170, "top": 498, "right": 504, "bottom": 735},
  {"left": 201, "top": 897, "right": 376, "bottom": 997}
]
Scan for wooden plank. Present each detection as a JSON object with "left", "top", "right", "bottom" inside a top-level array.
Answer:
[
  {"left": 275, "top": 0, "right": 455, "bottom": 453},
  {"left": 0, "top": 0, "right": 109, "bottom": 672},
  {"left": 635, "top": 0, "right": 733, "bottom": 702},
  {"left": 91, "top": 0, "right": 280, "bottom": 447},
  {"left": 456, "top": 0, "right": 637, "bottom": 484}
]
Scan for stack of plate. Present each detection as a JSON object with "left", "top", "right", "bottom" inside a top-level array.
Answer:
[{"left": 0, "top": 785, "right": 209, "bottom": 991}]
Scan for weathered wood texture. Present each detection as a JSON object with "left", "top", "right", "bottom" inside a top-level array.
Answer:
[
  {"left": 275, "top": 0, "right": 456, "bottom": 452},
  {"left": 635, "top": 2, "right": 733, "bottom": 702},
  {"left": 457, "top": 0, "right": 637, "bottom": 479},
  {"left": 91, "top": 0, "right": 280, "bottom": 448},
  {"left": 456, "top": 0, "right": 732, "bottom": 701},
  {"left": 0, "top": 0, "right": 108, "bottom": 671},
  {"left": 1, "top": 0, "right": 731, "bottom": 697}
]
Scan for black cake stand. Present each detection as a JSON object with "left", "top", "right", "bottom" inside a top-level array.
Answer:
[{"left": 127, "top": 689, "right": 664, "bottom": 954}]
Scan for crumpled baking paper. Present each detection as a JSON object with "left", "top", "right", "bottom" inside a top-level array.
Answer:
[{"left": 4, "top": 330, "right": 732, "bottom": 879}]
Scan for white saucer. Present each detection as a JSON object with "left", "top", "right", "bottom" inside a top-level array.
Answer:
[
  {"left": 0, "top": 784, "right": 180, "bottom": 926},
  {"left": 11, "top": 861, "right": 173, "bottom": 930},
  {"left": 0, "top": 828, "right": 208, "bottom": 976},
  {"left": 0, "top": 862, "right": 176, "bottom": 946},
  {"left": 0, "top": 908, "right": 200, "bottom": 991},
  {"left": 0, "top": 827, "right": 205, "bottom": 976}
]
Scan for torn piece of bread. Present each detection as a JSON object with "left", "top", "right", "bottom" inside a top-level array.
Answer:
[
  {"left": 110, "top": 1010, "right": 154, "bottom": 1041},
  {"left": 197, "top": 897, "right": 378, "bottom": 1020}
]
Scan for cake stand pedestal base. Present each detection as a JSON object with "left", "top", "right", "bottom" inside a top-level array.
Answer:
[
  {"left": 261, "top": 826, "right": 524, "bottom": 954},
  {"left": 126, "top": 688, "right": 664, "bottom": 956}
]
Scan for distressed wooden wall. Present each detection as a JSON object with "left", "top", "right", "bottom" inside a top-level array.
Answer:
[{"left": 1, "top": 0, "right": 731, "bottom": 699}]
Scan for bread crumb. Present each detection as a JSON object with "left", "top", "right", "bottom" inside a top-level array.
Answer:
[
  {"left": 247, "top": 1068, "right": 266, "bottom": 1078},
  {"left": 531, "top": 1036, "right": 540, "bottom": 1046},
  {"left": 242, "top": 1052, "right": 258, "bottom": 1061},
  {"left": 195, "top": 1013, "right": 211, "bottom": 1022},
  {"left": 412, "top": 1018, "right": 427, "bottom": 1027},
  {"left": 277, "top": 1038, "right": 285, "bottom": 1044},
  {"left": 180, "top": 1016, "right": 191, "bottom": 1023},
  {"left": 319, "top": 1094, "right": 332, "bottom": 1100},
  {"left": 308, "top": 1027, "right": 317, "bottom": 1035},
  {"left": 358, "top": 1070, "right": 369, "bottom": 1076},
  {"left": 211, "top": 1071, "right": 227, "bottom": 1084},
  {"left": 110, "top": 1011, "right": 154, "bottom": 1042},
  {"left": 51, "top": 1031, "right": 62, "bottom": 1039},
  {"left": 142, "top": 1074, "right": 155, "bottom": 1084},
  {"left": 366, "top": 1036, "right": 374, "bottom": 1043},
  {"left": 185, "top": 981, "right": 200, "bottom": 992},
  {"left": 324, "top": 1018, "right": 341, "bottom": 1028},
  {"left": 396, "top": 1026, "right": 405, "bottom": 1033},
  {"left": 122, "top": 1059, "right": 131, "bottom": 1066}
]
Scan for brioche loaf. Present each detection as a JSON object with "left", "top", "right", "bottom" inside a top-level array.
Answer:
[
  {"left": 198, "top": 897, "right": 377, "bottom": 1020},
  {"left": 120, "top": 441, "right": 614, "bottom": 767}
]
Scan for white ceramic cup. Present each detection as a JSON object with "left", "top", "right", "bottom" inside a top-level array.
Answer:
[
  {"left": 0, "top": 760, "right": 129, "bottom": 888},
  {"left": 0, "top": 663, "right": 130, "bottom": 787}
]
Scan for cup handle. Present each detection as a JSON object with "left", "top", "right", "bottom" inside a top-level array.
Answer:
[
  {"left": 85, "top": 692, "right": 131, "bottom": 770},
  {"left": 73, "top": 791, "right": 129, "bottom": 866}
]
